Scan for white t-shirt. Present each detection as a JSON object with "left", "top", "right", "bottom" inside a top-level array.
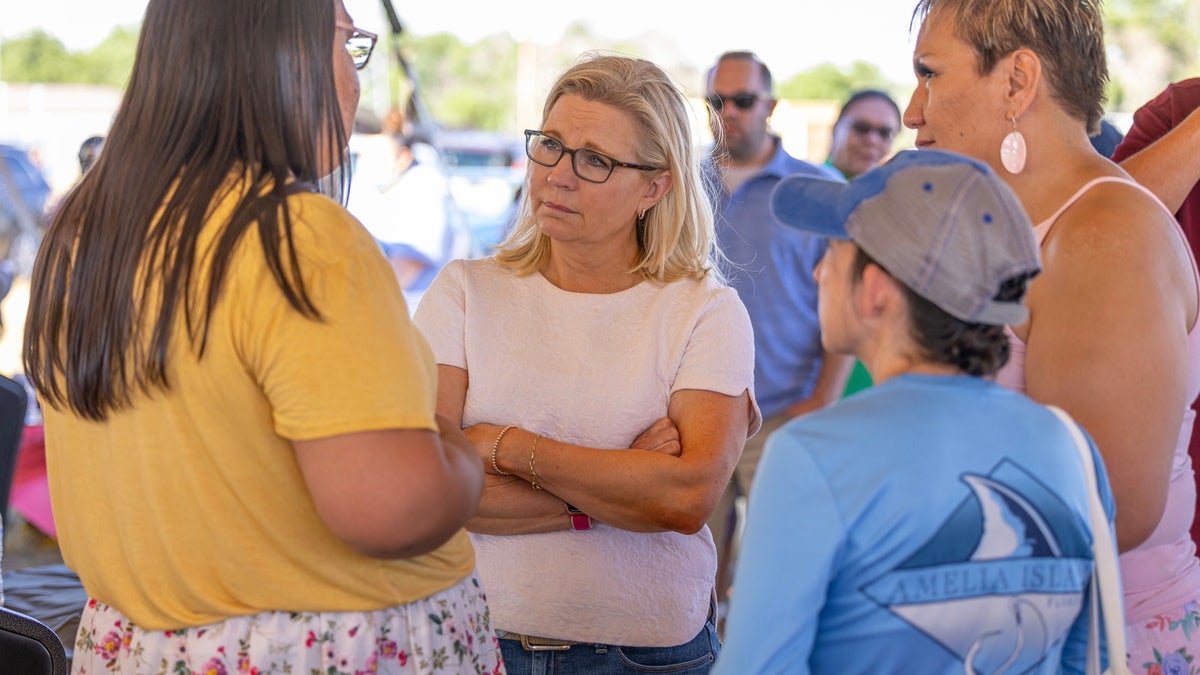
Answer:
[{"left": 415, "top": 257, "right": 758, "bottom": 646}]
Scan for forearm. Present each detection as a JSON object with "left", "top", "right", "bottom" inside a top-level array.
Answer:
[
  {"left": 1119, "top": 106, "right": 1200, "bottom": 213},
  {"left": 467, "top": 473, "right": 573, "bottom": 535},
  {"left": 472, "top": 391, "right": 748, "bottom": 535},
  {"left": 493, "top": 422, "right": 741, "bottom": 534}
]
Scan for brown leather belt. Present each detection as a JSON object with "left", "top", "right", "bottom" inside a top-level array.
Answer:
[{"left": 496, "top": 630, "right": 582, "bottom": 651}]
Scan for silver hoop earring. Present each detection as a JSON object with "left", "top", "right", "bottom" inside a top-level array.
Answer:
[{"left": 1000, "top": 115, "right": 1027, "bottom": 175}]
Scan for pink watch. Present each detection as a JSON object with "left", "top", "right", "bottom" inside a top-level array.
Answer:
[{"left": 566, "top": 503, "right": 592, "bottom": 531}]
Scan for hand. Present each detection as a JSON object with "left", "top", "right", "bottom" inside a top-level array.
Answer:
[
  {"left": 463, "top": 422, "right": 504, "bottom": 468},
  {"left": 630, "top": 417, "right": 681, "bottom": 456}
]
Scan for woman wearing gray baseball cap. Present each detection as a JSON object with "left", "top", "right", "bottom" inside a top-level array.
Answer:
[{"left": 714, "top": 150, "right": 1118, "bottom": 674}]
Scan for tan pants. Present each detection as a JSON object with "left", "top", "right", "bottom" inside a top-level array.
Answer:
[{"left": 708, "top": 412, "right": 791, "bottom": 606}]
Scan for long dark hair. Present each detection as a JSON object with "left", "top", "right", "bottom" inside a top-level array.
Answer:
[
  {"left": 23, "top": 0, "right": 348, "bottom": 421},
  {"left": 853, "top": 248, "right": 1033, "bottom": 377}
]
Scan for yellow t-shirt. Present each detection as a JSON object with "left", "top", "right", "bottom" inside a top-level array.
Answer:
[{"left": 41, "top": 180, "right": 474, "bottom": 630}]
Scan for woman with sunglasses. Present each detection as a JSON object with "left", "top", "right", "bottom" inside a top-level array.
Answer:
[
  {"left": 23, "top": 1, "right": 501, "bottom": 672},
  {"left": 825, "top": 89, "right": 902, "bottom": 180},
  {"left": 414, "top": 52, "right": 758, "bottom": 673}
]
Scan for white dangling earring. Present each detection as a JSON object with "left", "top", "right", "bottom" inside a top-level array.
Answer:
[
  {"left": 1000, "top": 115, "right": 1027, "bottom": 175},
  {"left": 639, "top": 207, "right": 647, "bottom": 220}
]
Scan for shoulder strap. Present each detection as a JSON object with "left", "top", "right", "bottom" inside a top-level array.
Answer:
[
  {"left": 1039, "top": 176, "right": 1200, "bottom": 330},
  {"left": 1046, "top": 405, "right": 1130, "bottom": 675},
  {"left": 1041, "top": 177, "right": 1134, "bottom": 229}
]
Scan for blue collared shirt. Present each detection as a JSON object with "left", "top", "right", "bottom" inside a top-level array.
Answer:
[{"left": 707, "top": 140, "right": 841, "bottom": 417}]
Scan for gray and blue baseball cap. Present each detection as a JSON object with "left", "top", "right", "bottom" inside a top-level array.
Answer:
[{"left": 770, "top": 149, "right": 1040, "bottom": 326}]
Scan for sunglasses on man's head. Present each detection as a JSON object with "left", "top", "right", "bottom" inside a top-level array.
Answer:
[{"left": 706, "top": 91, "right": 768, "bottom": 112}]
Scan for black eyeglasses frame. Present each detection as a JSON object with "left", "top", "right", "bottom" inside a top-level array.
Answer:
[
  {"left": 523, "top": 130, "right": 662, "bottom": 184},
  {"left": 346, "top": 27, "right": 378, "bottom": 70}
]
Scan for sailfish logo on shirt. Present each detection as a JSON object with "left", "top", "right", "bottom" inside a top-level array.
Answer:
[{"left": 862, "top": 460, "right": 1093, "bottom": 674}]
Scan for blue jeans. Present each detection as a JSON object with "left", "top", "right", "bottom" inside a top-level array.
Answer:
[{"left": 498, "top": 621, "right": 720, "bottom": 674}]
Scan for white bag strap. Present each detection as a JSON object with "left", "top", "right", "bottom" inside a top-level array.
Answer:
[{"left": 1047, "top": 405, "right": 1130, "bottom": 675}]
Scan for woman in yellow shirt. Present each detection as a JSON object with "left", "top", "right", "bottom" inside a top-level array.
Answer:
[{"left": 22, "top": 1, "right": 500, "bottom": 673}]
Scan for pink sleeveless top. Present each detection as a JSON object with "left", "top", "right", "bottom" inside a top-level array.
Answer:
[{"left": 996, "top": 176, "right": 1200, "bottom": 622}]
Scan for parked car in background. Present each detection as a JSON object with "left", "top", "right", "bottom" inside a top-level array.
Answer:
[
  {"left": 433, "top": 129, "right": 526, "bottom": 256},
  {"left": 0, "top": 144, "right": 52, "bottom": 275}
]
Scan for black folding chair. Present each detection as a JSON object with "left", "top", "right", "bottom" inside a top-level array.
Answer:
[{"left": 0, "top": 605, "right": 68, "bottom": 674}]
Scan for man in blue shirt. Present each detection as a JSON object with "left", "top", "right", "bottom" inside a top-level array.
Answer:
[{"left": 704, "top": 51, "right": 855, "bottom": 610}]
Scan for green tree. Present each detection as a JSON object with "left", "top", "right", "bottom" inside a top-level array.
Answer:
[
  {"left": 0, "top": 30, "right": 78, "bottom": 83},
  {"left": 777, "top": 61, "right": 903, "bottom": 105},
  {"left": 0, "top": 27, "right": 136, "bottom": 86},
  {"left": 397, "top": 31, "right": 519, "bottom": 131},
  {"left": 1105, "top": 0, "right": 1200, "bottom": 110},
  {"left": 78, "top": 27, "right": 139, "bottom": 89},
  {"left": 387, "top": 21, "right": 643, "bottom": 133}
]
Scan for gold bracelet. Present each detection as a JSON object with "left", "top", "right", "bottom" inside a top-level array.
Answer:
[
  {"left": 490, "top": 425, "right": 516, "bottom": 476},
  {"left": 529, "top": 434, "right": 542, "bottom": 490}
]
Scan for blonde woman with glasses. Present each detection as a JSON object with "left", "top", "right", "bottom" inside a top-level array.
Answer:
[{"left": 415, "top": 52, "right": 759, "bottom": 674}]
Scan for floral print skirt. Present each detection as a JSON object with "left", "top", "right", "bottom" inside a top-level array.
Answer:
[
  {"left": 1128, "top": 600, "right": 1200, "bottom": 674},
  {"left": 70, "top": 572, "right": 505, "bottom": 674}
]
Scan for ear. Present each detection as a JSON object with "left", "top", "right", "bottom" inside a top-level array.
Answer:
[
  {"left": 640, "top": 170, "right": 673, "bottom": 213},
  {"left": 1004, "top": 48, "right": 1041, "bottom": 119},
  {"left": 858, "top": 262, "right": 905, "bottom": 321}
]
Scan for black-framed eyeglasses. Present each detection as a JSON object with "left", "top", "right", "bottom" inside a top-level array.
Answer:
[
  {"left": 705, "top": 91, "right": 769, "bottom": 112},
  {"left": 524, "top": 130, "right": 662, "bottom": 184},
  {"left": 845, "top": 119, "right": 898, "bottom": 142},
  {"left": 345, "top": 27, "right": 378, "bottom": 70}
]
